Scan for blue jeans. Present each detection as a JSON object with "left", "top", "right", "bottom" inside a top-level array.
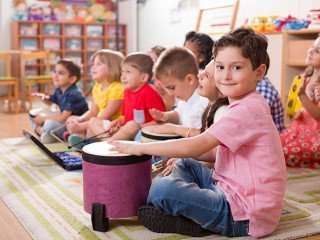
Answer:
[
  {"left": 42, "top": 120, "right": 66, "bottom": 139},
  {"left": 147, "top": 158, "right": 249, "bottom": 237}
]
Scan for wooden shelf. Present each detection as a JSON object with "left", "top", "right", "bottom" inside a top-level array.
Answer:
[{"left": 11, "top": 20, "right": 127, "bottom": 95}]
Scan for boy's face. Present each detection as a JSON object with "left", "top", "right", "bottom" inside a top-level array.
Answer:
[
  {"left": 159, "top": 75, "right": 197, "bottom": 101},
  {"left": 121, "top": 63, "right": 148, "bottom": 92},
  {"left": 52, "top": 64, "right": 76, "bottom": 91},
  {"left": 197, "top": 60, "right": 219, "bottom": 102},
  {"left": 214, "top": 47, "right": 264, "bottom": 102},
  {"left": 91, "top": 55, "right": 109, "bottom": 83},
  {"left": 306, "top": 37, "right": 320, "bottom": 68}
]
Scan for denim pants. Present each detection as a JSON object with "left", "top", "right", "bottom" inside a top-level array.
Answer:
[{"left": 147, "top": 158, "right": 249, "bottom": 237}]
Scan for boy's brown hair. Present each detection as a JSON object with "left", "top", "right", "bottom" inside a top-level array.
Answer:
[
  {"left": 212, "top": 28, "right": 268, "bottom": 71},
  {"left": 122, "top": 52, "right": 154, "bottom": 82},
  {"left": 57, "top": 59, "right": 81, "bottom": 82},
  {"left": 154, "top": 47, "right": 199, "bottom": 81},
  {"left": 90, "top": 49, "right": 124, "bottom": 83}
]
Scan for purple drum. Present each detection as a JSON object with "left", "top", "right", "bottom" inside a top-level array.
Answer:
[{"left": 82, "top": 141, "right": 151, "bottom": 231}]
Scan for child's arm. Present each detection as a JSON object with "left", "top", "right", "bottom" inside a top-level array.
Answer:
[
  {"left": 80, "top": 102, "right": 99, "bottom": 122},
  {"left": 151, "top": 124, "right": 200, "bottom": 137},
  {"left": 110, "top": 131, "right": 220, "bottom": 158},
  {"left": 97, "top": 99, "right": 123, "bottom": 120},
  {"left": 31, "top": 92, "right": 51, "bottom": 106},
  {"left": 149, "top": 108, "right": 180, "bottom": 124},
  {"left": 299, "top": 77, "right": 320, "bottom": 119}
]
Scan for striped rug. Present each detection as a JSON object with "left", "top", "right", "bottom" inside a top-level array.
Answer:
[{"left": 0, "top": 137, "right": 320, "bottom": 240}]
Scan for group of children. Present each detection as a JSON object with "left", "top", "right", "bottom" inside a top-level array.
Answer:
[{"left": 29, "top": 27, "right": 320, "bottom": 238}]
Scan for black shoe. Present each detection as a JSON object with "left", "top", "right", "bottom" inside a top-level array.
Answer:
[{"left": 137, "top": 205, "right": 204, "bottom": 237}]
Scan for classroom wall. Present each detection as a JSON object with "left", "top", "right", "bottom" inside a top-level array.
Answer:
[{"left": 136, "top": 0, "right": 318, "bottom": 52}]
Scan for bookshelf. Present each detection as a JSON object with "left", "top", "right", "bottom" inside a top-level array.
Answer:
[{"left": 11, "top": 21, "right": 127, "bottom": 95}]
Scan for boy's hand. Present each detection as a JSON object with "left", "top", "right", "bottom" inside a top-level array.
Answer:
[
  {"left": 161, "top": 158, "right": 179, "bottom": 176},
  {"left": 33, "top": 115, "right": 46, "bottom": 125},
  {"left": 31, "top": 92, "right": 49, "bottom": 101},
  {"left": 149, "top": 108, "right": 168, "bottom": 122}
]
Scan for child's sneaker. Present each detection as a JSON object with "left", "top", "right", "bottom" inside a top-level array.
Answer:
[
  {"left": 68, "top": 134, "right": 92, "bottom": 149},
  {"left": 40, "top": 132, "right": 56, "bottom": 144},
  {"left": 137, "top": 205, "right": 204, "bottom": 237}
]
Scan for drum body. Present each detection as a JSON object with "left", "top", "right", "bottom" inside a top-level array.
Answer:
[
  {"left": 82, "top": 141, "right": 151, "bottom": 219},
  {"left": 141, "top": 125, "right": 181, "bottom": 142}
]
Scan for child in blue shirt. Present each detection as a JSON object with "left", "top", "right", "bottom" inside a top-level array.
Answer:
[{"left": 31, "top": 59, "right": 88, "bottom": 143}]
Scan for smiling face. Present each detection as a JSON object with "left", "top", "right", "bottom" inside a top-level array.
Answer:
[
  {"left": 90, "top": 55, "right": 109, "bottom": 83},
  {"left": 52, "top": 63, "right": 76, "bottom": 92},
  {"left": 197, "top": 60, "right": 220, "bottom": 103},
  {"left": 214, "top": 47, "right": 265, "bottom": 103},
  {"left": 306, "top": 37, "right": 320, "bottom": 68},
  {"left": 121, "top": 63, "right": 148, "bottom": 92}
]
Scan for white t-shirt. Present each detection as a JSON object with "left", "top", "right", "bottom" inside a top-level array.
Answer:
[{"left": 174, "top": 90, "right": 209, "bottom": 128}]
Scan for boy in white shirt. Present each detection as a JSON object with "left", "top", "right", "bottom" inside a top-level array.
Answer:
[{"left": 149, "top": 47, "right": 209, "bottom": 130}]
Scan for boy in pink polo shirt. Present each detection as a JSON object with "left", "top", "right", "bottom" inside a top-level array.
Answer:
[{"left": 110, "top": 28, "right": 286, "bottom": 238}]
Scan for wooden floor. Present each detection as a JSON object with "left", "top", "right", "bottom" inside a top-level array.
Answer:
[{"left": 0, "top": 111, "right": 318, "bottom": 240}]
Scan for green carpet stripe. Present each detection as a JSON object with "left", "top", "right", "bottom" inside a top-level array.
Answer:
[
  {"left": 0, "top": 171, "right": 64, "bottom": 239},
  {"left": 0, "top": 152, "right": 12, "bottom": 164},
  {"left": 287, "top": 173, "right": 320, "bottom": 180},
  {"left": 285, "top": 194, "right": 320, "bottom": 203},
  {"left": 15, "top": 148, "right": 53, "bottom": 168},
  {"left": 14, "top": 166, "right": 100, "bottom": 240},
  {"left": 154, "top": 235, "right": 189, "bottom": 240},
  {"left": 39, "top": 169, "right": 83, "bottom": 206}
]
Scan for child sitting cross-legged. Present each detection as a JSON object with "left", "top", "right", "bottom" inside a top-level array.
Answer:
[
  {"left": 31, "top": 59, "right": 88, "bottom": 143},
  {"left": 86, "top": 52, "right": 166, "bottom": 141},
  {"left": 66, "top": 49, "right": 125, "bottom": 148},
  {"left": 110, "top": 28, "right": 286, "bottom": 238}
]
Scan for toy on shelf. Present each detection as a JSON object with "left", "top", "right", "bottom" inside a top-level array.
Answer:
[
  {"left": 51, "top": 2, "right": 66, "bottom": 21},
  {"left": 307, "top": 9, "right": 320, "bottom": 29},
  {"left": 12, "top": 0, "right": 28, "bottom": 21},
  {"left": 28, "top": 3, "right": 43, "bottom": 21},
  {"left": 73, "top": 6, "right": 90, "bottom": 23},
  {"left": 247, "top": 15, "right": 310, "bottom": 32}
]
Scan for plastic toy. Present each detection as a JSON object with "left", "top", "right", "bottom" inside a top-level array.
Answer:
[
  {"left": 28, "top": 3, "right": 43, "bottom": 21},
  {"left": 12, "top": 0, "right": 28, "bottom": 21},
  {"left": 286, "top": 75, "right": 303, "bottom": 119}
]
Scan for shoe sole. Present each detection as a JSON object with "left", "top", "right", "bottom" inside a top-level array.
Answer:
[{"left": 137, "top": 205, "right": 204, "bottom": 237}]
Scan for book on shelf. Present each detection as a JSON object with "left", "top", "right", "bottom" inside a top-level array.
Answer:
[
  {"left": 66, "top": 39, "right": 82, "bottom": 50},
  {"left": 64, "top": 53, "right": 82, "bottom": 66},
  {"left": 49, "top": 52, "right": 61, "bottom": 64},
  {"left": 87, "top": 39, "right": 103, "bottom": 50},
  {"left": 43, "top": 24, "right": 61, "bottom": 35},
  {"left": 20, "top": 23, "right": 38, "bottom": 35},
  {"left": 65, "top": 25, "right": 82, "bottom": 36},
  {"left": 107, "top": 26, "right": 122, "bottom": 38},
  {"left": 20, "top": 39, "right": 38, "bottom": 50},
  {"left": 43, "top": 38, "right": 61, "bottom": 50},
  {"left": 86, "top": 25, "right": 103, "bottom": 37}
]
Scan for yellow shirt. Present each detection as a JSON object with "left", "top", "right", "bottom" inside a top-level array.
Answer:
[{"left": 92, "top": 81, "right": 124, "bottom": 120}]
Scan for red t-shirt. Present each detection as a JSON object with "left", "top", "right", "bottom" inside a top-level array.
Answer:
[{"left": 122, "top": 84, "right": 165, "bottom": 124}]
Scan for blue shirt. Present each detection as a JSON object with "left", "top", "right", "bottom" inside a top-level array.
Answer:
[
  {"left": 49, "top": 84, "right": 88, "bottom": 116},
  {"left": 256, "top": 76, "right": 284, "bottom": 132}
]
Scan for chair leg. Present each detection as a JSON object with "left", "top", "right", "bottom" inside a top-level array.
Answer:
[
  {"left": 14, "top": 82, "right": 19, "bottom": 114},
  {"left": 28, "top": 81, "right": 33, "bottom": 110}
]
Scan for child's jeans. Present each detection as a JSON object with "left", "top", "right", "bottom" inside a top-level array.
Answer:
[
  {"left": 41, "top": 120, "right": 66, "bottom": 139},
  {"left": 147, "top": 158, "right": 249, "bottom": 237}
]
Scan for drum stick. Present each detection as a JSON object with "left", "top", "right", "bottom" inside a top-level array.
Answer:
[{"left": 67, "top": 130, "right": 110, "bottom": 149}]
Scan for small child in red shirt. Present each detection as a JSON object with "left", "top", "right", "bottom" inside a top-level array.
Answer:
[{"left": 87, "top": 52, "right": 165, "bottom": 140}]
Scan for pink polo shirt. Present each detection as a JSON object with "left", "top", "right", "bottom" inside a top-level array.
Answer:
[{"left": 206, "top": 92, "right": 286, "bottom": 238}]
